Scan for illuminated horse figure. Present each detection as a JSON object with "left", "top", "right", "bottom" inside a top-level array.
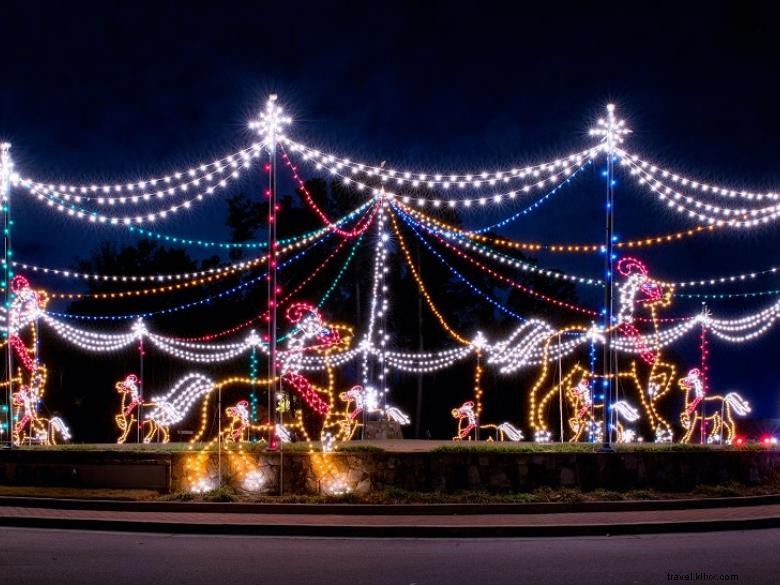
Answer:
[
  {"left": 451, "top": 401, "right": 524, "bottom": 441},
  {"left": 8, "top": 276, "right": 71, "bottom": 446},
  {"left": 338, "top": 385, "right": 411, "bottom": 440},
  {"left": 338, "top": 385, "right": 366, "bottom": 440},
  {"left": 115, "top": 374, "right": 171, "bottom": 444},
  {"left": 223, "top": 400, "right": 251, "bottom": 443},
  {"left": 11, "top": 367, "right": 71, "bottom": 445},
  {"left": 281, "top": 303, "right": 410, "bottom": 443},
  {"left": 564, "top": 377, "right": 641, "bottom": 443},
  {"left": 493, "top": 257, "right": 677, "bottom": 442},
  {"left": 611, "top": 400, "right": 642, "bottom": 443},
  {"left": 678, "top": 368, "right": 750, "bottom": 444}
]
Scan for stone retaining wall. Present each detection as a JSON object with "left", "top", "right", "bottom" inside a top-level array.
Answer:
[
  {"left": 2, "top": 448, "right": 778, "bottom": 495},
  {"left": 171, "top": 449, "right": 780, "bottom": 495}
]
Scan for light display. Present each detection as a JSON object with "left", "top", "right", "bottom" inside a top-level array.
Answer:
[
  {"left": 283, "top": 134, "right": 596, "bottom": 192},
  {"left": 6, "top": 96, "right": 780, "bottom": 457},
  {"left": 290, "top": 146, "right": 593, "bottom": 210},
  {"left": 450, "top": 400, "right": 524, "bottom": 442},
  {"left": 526, "top": 259, "right": 679, "bottom": 442},
  {"left": 114, "top": 374, "right": 170, "bottom": 444},
  {"left": 678, "top": 368, "right": 751, "bottom": 444},
  {"left": 19, "top": 143, "right": 264, "bottom": 202},
  {"left": 224, "top": 400, "right": 251, "bottom": 443},
  {"left": 7, "top": 276, "right": 71, "bottom": 445}
]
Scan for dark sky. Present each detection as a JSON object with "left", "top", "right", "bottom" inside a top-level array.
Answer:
[{"left": 2, "top": 0, "right": 780, "bottom": 420}]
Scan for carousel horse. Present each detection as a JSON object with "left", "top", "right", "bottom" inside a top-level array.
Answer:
[
  {"left": 337, "top": 385, "right": 411, "bottom": 440},
  {"left": 678, "top": 368, "right": 751, "bottom": 444},
  {"left": 451, "top": 401, "right": 524, "bottom": 441},
  {"left": 7, "top": 277, "right": 71, "bottom": 446},
  {"left": 494, "top": 257, "right": 678, "bottom": 442},
  {"left": 223, "top": 400, "right": 251, "bottom": 443},
  {"left": 11, "top": 369, "right": 71, "bottom": 445},
  {"left": 115, "top": 374, "right": 171, "bottom": 444}
]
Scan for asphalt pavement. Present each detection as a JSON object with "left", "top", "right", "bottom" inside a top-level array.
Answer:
[{"left": 1, "top": 526, "right": 776, "bottom": 585}]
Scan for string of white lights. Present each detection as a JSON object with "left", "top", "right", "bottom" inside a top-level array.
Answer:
[
  {"left": 291, "top": 146, "right": 591, "bottom": 209},
  {"left": 621, "top": 159, "right": 780, "bottom": 227},
  {"left": 670, "top": 265, "right": 780, "bottom": 288},
  {"left": 285, "top": 136, "right": 600, "bottom": 190},
  {"left": 18, "top": 143, "right": 264, "bottom": 203},
  {"left": 145, "top": 332, "right": 254, "bottom": 363},
  {"left": 41, "top": 314, "right": 139, "bottom": 352},
  {"left": 359, "top": 201, "right": 391, "bottom": 399},
  {"left": 13, "top": 256, "right": 265, "bottom": 283},
  {"left": 17, "top": 158, "right": 253, "bottom": 226},
  {"left": 617, "top": 148, "right": 780, "bottom": 203}
]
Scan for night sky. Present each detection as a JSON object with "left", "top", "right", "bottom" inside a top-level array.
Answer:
[{"left": 2, "top": 1, "right": 780, "bottom": 421}]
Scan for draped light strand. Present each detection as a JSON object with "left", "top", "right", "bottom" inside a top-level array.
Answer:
[
  {"left": 283, "top": 136, "right": 599, "bottom": 191},
  {"left": 617, "top": 148, "right": 780, "bottom": 203},
  {"left": 395, "top": 201, "right": 603, "bottom": 286},
  {"left": 17, "top": 158, "right": 253, "bottom": 226},
  {"left": 291, "top": 145, "right": 591, "bottom": 209},
  {"left": 398, "top": 201, "right": 721, "bottom": 254},
  {"left": 18, "top": 143, "right": 264, "bottom": 203},
  {"left": 621, "top": 158, "right": 780, "bottom": 227}
]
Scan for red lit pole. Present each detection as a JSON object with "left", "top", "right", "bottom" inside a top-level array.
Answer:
[{"left": 266, "top": 95, "right": 279, "bottom": 451}]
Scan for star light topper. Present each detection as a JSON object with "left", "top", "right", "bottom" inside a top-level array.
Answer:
[
  {"left": 589, "top": 104, "right": 631, "bottom": 153},
  {"left": 249, "top": 94, "right": 291, "bottom": 149},
  {"left": 1, "top": 142, "right": 13, "bottom": 200}
]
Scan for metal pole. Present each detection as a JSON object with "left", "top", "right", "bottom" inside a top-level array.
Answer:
[
  {"left": 217, "top": 384, "right": 222, "bottom": 488},
  {"left": 138, "top": 337, "right": 144, "bottom": 444},
  {"left": 700, "top": 304, "right": 708, "bottom": 445},
  {"left": 267, "top": 95, "right": 279, "bottom": 450},
  {"left": 1, "top": 143, "right": 12, "bottom": 449},
  {"left": 601, "top": 111, "right": 616, "bottom": 452},
  {"left": 558, "top": 333, "right": 564, "bottom": 443}
]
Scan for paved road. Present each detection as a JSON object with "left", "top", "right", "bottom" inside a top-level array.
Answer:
[{"left": 1, "top": 527, "right": 777, "bottom": 585}]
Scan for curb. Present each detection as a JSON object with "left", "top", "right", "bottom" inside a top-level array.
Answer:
[
  {"left": 1, "top": 493, "right": 779, "bottom": 515},
  {"left": 1, "top": 515, "right": 779, "bottom": 537}
]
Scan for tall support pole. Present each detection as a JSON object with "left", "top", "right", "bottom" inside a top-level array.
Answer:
[
  {"left": 250, "top": 94, "right": 289, "bottom": 452},
  {"left": 590, "top": 104, "right": 630, "bottom": 452},
  {"left": 558, "top": 333, "right": 564, "bottom": 443},
  {"left": 132, "top": 319, "right": 147, "bottom": 444},
  {"left": 601, "top": 116, "right": 616, "bottom": 451},
  {"left": 138, "top": 337, "right": 144, "bottom": 444},
  {"left": 699, "top": 303, "right": 709, "bottom": 445},
  {"left": 1, "top": 143, "right": 13, "bottom": 448},
  {"left": 267, "top": 97, "right": 279, "bottom": 451}
]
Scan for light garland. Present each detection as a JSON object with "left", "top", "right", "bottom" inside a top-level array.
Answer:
[
  {"left": 617, "top": 148, "right": 780, "bottom": 203},
  {"left": 121, "top": 199, "right": 372, "bottom": 250},
  {"left": 395, "top": 210, "right": 537, "bottom": 323},
  {"left": 283, "top": 135, "right": 598, "bottom": 191},
  {"left": 396, "top": 201, "right": 603, "bottom": 286},
  {"left": 398, "top": 201, "right": 722, "bottom": 254},
  {"left": 396, "top": 206, "right": 599, "bottom": 316},
  {"left": 20, "top": 157, "right": 254, "bottom": 226},
  {"left": 387, "top": 204, "right": 469, "bottom": 344},
  {"left": 42, "top": 227, "right": 334, "bottom": 321},
  {"left": 281, "top": 147, "right": 378, "bottom": 238},
  {"left": 289, "top": 142, "right": 593, "bottom": 209},
  {"left": 622, "top": 158, "right": 780, "bottom": 228},
  {"left": 18, "top": 143, "right": 264, "bottom": 203}
]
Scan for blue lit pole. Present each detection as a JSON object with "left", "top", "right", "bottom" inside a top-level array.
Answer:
[
  {"left": 590, "top": 105, "right": 630, "bottom": 451},
  {"left": 602, "top": 140, "right": 616, "bottom": 450},
  {"left": 1, "top": 143, "right": 13, "bottom": 448}
]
